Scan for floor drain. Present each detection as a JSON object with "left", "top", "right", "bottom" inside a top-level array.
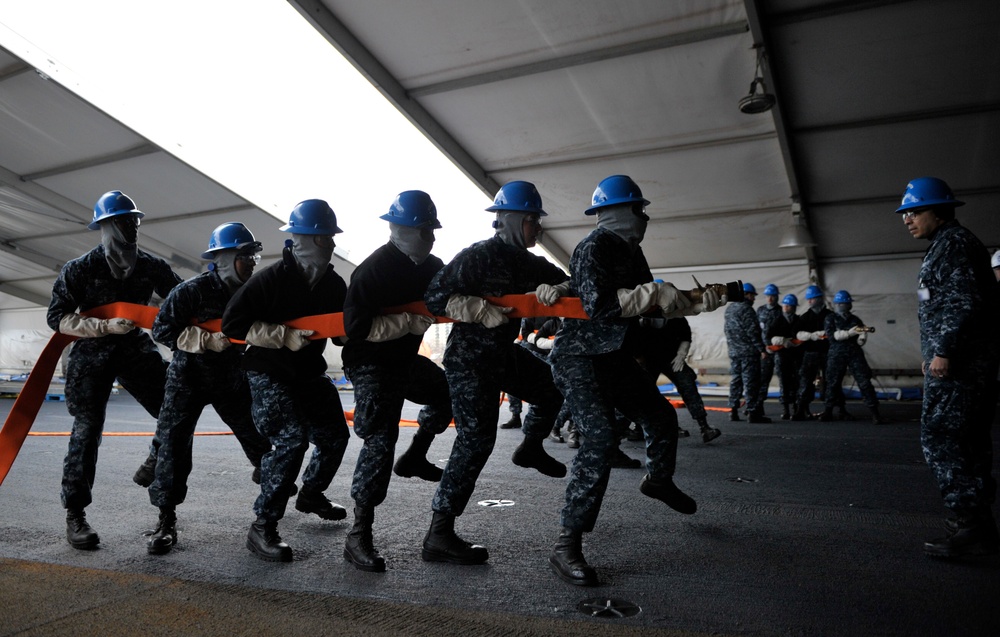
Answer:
[
  {"left": 477, "top": 499, "right": 515, "bottom": 507},
  {"left": 577, "top": 598, "right": 641, "bottom": 619},
  {"left": 726, "top": 477, "right": 758, "bottom": 483}
]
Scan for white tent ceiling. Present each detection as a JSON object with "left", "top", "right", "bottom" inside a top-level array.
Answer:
[
  {"left": 0, "top": 0, "right": 996, "bottom": 318},
  {"left": 289, "top": 0, "right": 999, "bottom": 280},
  {"left": 0, "top": 46, "right": 354, "bottom": 312}
]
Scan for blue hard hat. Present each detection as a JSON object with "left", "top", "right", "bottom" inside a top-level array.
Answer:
[
  {"left": 381, "top": 190, "right": 441, "bottom": 228},
  {"left": 743, "top": 282, "right": 757, "bottom": 294},
  {"left": 895, "top": 177, "right": 965, "bottom": 213},
  {"left": 281, "top": 199, "right": 343, "bottom": 235},
  {"left": 89, "top": 190, "right": 144, "bottom": 230},
  {"left": 804, "top": 285, "right": 823, "bottom": 300},
  {"left": 833, "top": 290, "right": 853, "bottom": 304},
  {"left": 201, "top": 222, "right": 262, "bottom": 259},
  {"left": 781, "top": 294, "right": 798, "bottom": 307},
  {"left": 486, "top": 181, "right": 547, "bottom": 216},
  {"left": 585, "top": 175, "right": 651, "bottom": 215},
  {"left": 763, "top": 284, "right": 779, "bottom": 296}
]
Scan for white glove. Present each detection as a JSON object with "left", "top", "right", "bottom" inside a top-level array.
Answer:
[
  {"left": 407, "top": 313, "right": 435, "bottom": 335},
  {"left": 526, "top": 332, "right": 538, "bottom": 345},
  {"left": 367, "top": 314, "right": 411, "bottom": 342},
  {"left": 690, "top": 287, "right": 721, "bottom": 313},
  {"left": 535, "top": 337, "right": 554, "bottom": 351},
  {"left": 796, "top": 331, "right": 815, "bottom": 341},
  {"left": 834, "top": 329, "right": 854, "bottom": 341},
  {"left": 535, "top": 281, "right": 571, "bottom": 306},
  {"left": 59, "top": 313, "right": 135, "bottom": 338},
  {"left": 812, "top": 330, "right": 826, "bottom": 340},
  {"left": 444, "top": 294, "right": 513, "bottom": 328},
  {"left": 655, "top": 282, "right": 692, "bottom": 316},
  {"left": 176, "top": 326, "right": 231, "bottom": 353},
  {"left": 246, "top": 321, "right": 314, "bottom": 351},
  {"left": 857, "top": 332, "right": 868, "bottom": 346},
  {"left": 616, "top": 282, "right": 658, "bottom": 318},
  {"left": 771, "top": 336, "right": 785, "bottom": 346},
  {"left": 672, "top": 341, "right": 691, "bottom": 372}
]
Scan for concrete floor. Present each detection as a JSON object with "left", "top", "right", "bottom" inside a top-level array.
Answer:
[{"left": 0, "top": 391, "right": 997, "bottom": 636}]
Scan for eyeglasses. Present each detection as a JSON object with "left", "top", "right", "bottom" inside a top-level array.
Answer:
[
  {"left": 901, "top": 208, "right": 928, "bottom": 221},
  {"left": 236, "top": 253, "right": 261, "bottom": 265},
  {"left": 631, "top": 204, "right": 650, "bottom": 221}
]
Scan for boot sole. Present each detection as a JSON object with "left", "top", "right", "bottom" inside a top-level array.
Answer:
[
  {"left": 343, "top": 548, "right": 386, "bottom": 572},
  {"left": 421, "top": 547, "right": 488, "bottom": 565},
  {"left": 294, "top": 502, "right": 347, "bottom": 521},
  {"left": 246, "top": 538, "right": 293, "bottom": 562},
  {"left": 148, "top": 537, "right": 177, "bottom": 555},
  {"left": 68, "top": 538, "right": 100, "bottom": 550},
  {"left": 511, "top": 454, "right": 567, "bottom": 478},
  {"left": 548, "top": 557, "right": 598, "bottom": 586}
]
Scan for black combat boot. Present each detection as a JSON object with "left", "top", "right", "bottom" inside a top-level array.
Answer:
[
  {"left": 697, "top": 417, "right": 722, "bottom": 443},
  {"left": 344, "top": 507, "right": 385, "bottom": 572},
  {"left": 549, "top": 527, "right": 598, "bottom": 586},
  {"left": 838, "top": 407, "right": 856, "bottom": 421},
  {"left": 924, "top": 515, "right": 999, "bottom": 558},
  {"left": 609, "top": 446, "right": 642, "bottom": 469},
  {"left": 677, "top": 427, "right": 691, "bottom": 438},
  {"left": 499, "top": 413, "right": 522, "bottom": 429},
  {"left": 639, "top": 474, "right": 697, "bottom": 514},
  {"left": 729, "top": 407, "right": 741, "bottom": 422},
  {"left": 818, "top": 407, "right": 835, "bottom": 422},
  {"left": 246, "top": 517, "right": 292, "bottom": 562},
  {"left": 393, "top": 429, "right": 443, "bottom": 482},
  {"left": 66, "top": 509, "right": 99, "bottom": 550},
  {"left": 566, "top": 425, "right": 580, "bottom": 449},
  {"left": 548, "top": 425, "right": 565, "bottom": 443},
  {"left": 748, "top": 408, "right": 772, "bottom": 424},
  {"left": 295, "top": 487, "right": 347, "bottom": 520},
  {"left": 147, "top": 507, "right": 177, "bottom": 555},
  {"left": 791, "top": 403, "right": 810, "bottom": 421},
  {"left": 781, "top": 404, "right": 792, "bottom": 420},
  {"left": 870, "top": 406, "right": 888, "bottom": 425},
  {"left": 421, "top": 512, "right": 489, "bottom": 564},
  {"left": 512, "top": 436, "right": 567, "bottom": 477},
  {"left": 133, "top": 452, "right": 157, "bottom": 487}
]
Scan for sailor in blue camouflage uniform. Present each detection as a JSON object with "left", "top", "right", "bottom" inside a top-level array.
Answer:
[
  {"left": 637, "top": 316, "right": 723, "bottom": 443},
  {"left": 793, "top": 285, "right": 833, "bottom": 420},
  {"left": 756, "top": 284, "right": 782, "bottom": 407},
  {"left": 341, "top": 191, "right": 451, "bottom": 572},
  {"left": 724, "top": 283, "right": 771, "bottom": 423},
  {"left": 143, "top": 222, "right": 272, "bottom": 555},
  {"left": 547, "top": 175, "right": 723, "bottom": 586},
  {"left": 818, "top": 290, "right": 885, "bottom": 425},
  {"left": 222, "top": 199, "right": 351, "bottom": 562},
  {"left": 48, "top": 190, "right": 181, "bottom": 550},
  {"left": 767, "top": 294, "right": 805, "bottom": 420},
  {"left": 895, "top": 177, "right": 999, "bottom": 558},
  {"left": 420, "top": 180, "right": 570, "bottom": 567}
]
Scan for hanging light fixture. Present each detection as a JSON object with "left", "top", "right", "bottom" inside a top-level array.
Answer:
[
  {"left": 739, "top": 47, "right": 776, "bottom": 114},
  {"left": 778, "top": 202, "right": 817, "bottom": 249}
]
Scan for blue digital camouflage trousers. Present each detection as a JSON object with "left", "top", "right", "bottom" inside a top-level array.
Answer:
[
  {"left": 347, "top": 356, "right": 452, "bottom": 509},
  {"left": 247, "top": 371, "right": 350, "bottom": 521},
  {"left": 824, "top": 346, "right": 877, "bottom": 410},
  {"left": 921, "top": 357, "right": 999, "bottom": 516},
  {"left": 798, "top": 350, "right": 827, "bottom": 409},
  {"left": 775, "top": 350, "right": 802, "bottom": 406},
  {"left": 551, "top": 349, "right": 679, "bottom": 532},
  {"left": 728, "top": 354, "right": 761, "bottom": 412},
  {"left": 432, "top": 343, "right": 562, "bottom": 516},
  {"left": 759, "top": 352, "right": 778, "bottom": 405},
  {"left": 62, "top": 336, "right": 167, "bottom": 510},
  {"left": 148, "top": 361, "right": 270, "bottom": 508},
  {"left": 663, "top": 363, "right": 707, "bottom": 421}
]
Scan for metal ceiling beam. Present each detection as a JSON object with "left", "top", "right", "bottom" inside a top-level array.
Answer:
[
  {"left": 544, "top": 203, "right": 789, "bottom": 231},
  {"left": 763, "top": 0, "right": 911, "bottom": 26},
  {"left": 20, "top": 143, "right": 160, "bottom": 182},
  {"left": 743, "top": 0, "right": 820, "bottom": 286},
  {"left": 491, "top": 131, "right": 777, "bottom": 173},
  {"left": 287, "top": 0, "right": 501, "bottom": 198},
  {"left": 408, "top": 21, "right": 749, "bottom": 97},
  {"left": 0, "top": 282, "right": 50, "bottom": 306},
  {"left": 794, "top": 101, "right": 1000, "bottom": 135}
]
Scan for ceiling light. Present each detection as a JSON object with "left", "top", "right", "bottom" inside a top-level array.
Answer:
[
  {"left": 739, "top": 47, "right": 775, "bottom": 114},
  {"left": 778, "top": 205, "right": 816, "bottom": 249}
]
